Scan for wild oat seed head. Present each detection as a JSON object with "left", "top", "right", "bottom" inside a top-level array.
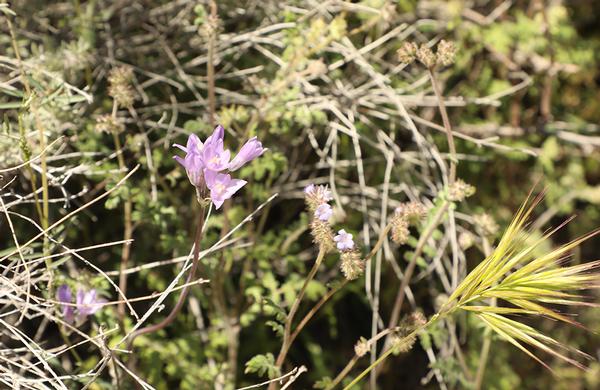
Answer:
[
  {"left": 340, "top": 250, "right": 364, "bottom": 280},
  {"left": 416, "top": 44, "right": 437, "bottom": 68},
  {"left": 447, "top": 179, "right": 476, "bottom": 202},
  {"left": 436, "top": 39, "right": 457, "bottom": 66},
  {"left": 397, "top": 41, "right": 418, "bottom": 64},
  {"left": 354, "top": 337, "right": 369, "bottom": 357}
]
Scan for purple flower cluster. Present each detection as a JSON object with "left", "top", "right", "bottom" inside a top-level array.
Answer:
[
  {"left": 304, "top": 184, "right": 334, "bottom": 222},
  {"left": 174, "top": 125, "right": 267, "bottom": 209},
  {"left": 57, "top": 285, "right": 105, "bottom": 324}
]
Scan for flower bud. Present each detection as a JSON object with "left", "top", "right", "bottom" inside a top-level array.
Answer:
[
  {"left": 391, "top": 216, "right": 410, "bottom": 245},
  {"left": 458, "top": 231, "right": 474, "bottom": 250},
  {"left": 473, "top": 213, "right": 499, "bottom": 237},
  {"left": 304, "top": 184, "right": 333, "bottom": 213}
]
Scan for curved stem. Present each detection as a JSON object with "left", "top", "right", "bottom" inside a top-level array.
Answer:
[
  {"left": 288, "top": 279, "right": 349, "bottom": 348},
  {"left": 385, "top": 202, "right": 449, "bottom": 347},
  {"left": 269, "top": 248, "right": 325, "bottom": 390},
  {"left": 126, "top": 203, "right": 207, "bottom": 349}
]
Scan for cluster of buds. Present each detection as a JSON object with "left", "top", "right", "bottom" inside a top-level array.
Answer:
[
  {"left": 397, "top": 39, "right": 457, "bottom": 69},
  {"left": 108, "top": 66, "right": 135, "bottom": 108},
  {"left": 95, "top": 114, "right": 124, "bottom": 134},
  {"left": 447, "top": 179, "right": 476, "bottom": 202},
  {"left": 391, "top": 201, "right": 427, "bottom": 245},
  {"left": 473, "top": 213, "right": 499, "bottom": 238},
  {"left": 458, "top": 231, "right": 474, "bottom": 250},
  {"left": 57, "top": 285, "right": 105, "bottom": 325},
  {"left": 334, "top": 229, "right": 364, "bottom": 280},
  {"left": 304, "top": 184, "right": 335, "bottom": 252}
]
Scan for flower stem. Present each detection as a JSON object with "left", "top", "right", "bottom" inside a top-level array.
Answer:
[
  {"left": 427, "top": 67, "right": 457, "bottom": 185},
  {"left": 126, "top": 203, "right": 207, "bottom": 348},
  {"left": 270, "top": 248, "right": 326, "bottom": 389}
]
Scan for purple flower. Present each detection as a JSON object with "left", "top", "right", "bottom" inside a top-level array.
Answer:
[
  {"left": 304, "top": 184, "right": 315, "bottom": 194},
  {"left": 76, "top": 289, "right": 104, "bottom": 321},
  {"left": 315, "top": 204, "right": 333, "bottom": 221},
  {"left": 202, "top": 138, "right": 230, "bottom": 172},
  {"left": 205, "top": 169, "right": 247, "bottom": 210},
  {"left": 57, "top": 285, "right": 75, "bottom": 324},
  {"left": 228, "top": 137, "right": 267, "bottom": 171},
  {"left": 334, "top": 229, "right": 354, "bottom": 251},
  {"left": 173, "top": 134, "right": 205, "bottom": 187},
  {"left": 173, "top": 124, "right": 265, "bottom": 209}
]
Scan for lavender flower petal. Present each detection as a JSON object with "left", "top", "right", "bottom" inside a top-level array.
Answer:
[
  {"left": 228, "top": 137, "right": 267, "bottom": 171},
  {"left": 205, "top": 169, "right": 247, "bottom": 209}
]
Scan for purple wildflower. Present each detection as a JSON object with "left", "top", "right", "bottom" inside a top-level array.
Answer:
[
  {"left": 315, "top": 204, "right": 333, "bottom": 221},
  {"left": 57, "top": 285, "right": 75, "bottom": 324},
  {"left": 205, "top": 169, "right": 247, "bottom": 210},
  {"left": 334, "top": 229, "right": 354, "bottom": 251},
  {"left": 76, "top": 289, "right": 104, "bottom": 321},
  {"left": 173, "top": 124, "right": 265, "bottom": 209},
  {"left": 304, "top": 184, "right": 315, "bottom": 194},
  {"left": 173, "top": 134, "right": 205, "bottom": 187},
  {"left": 202, "top": 138, "right": 230, "bottom": 172},
  {"left": 228, "top": 137, "right": 267, "bottom": 171}
]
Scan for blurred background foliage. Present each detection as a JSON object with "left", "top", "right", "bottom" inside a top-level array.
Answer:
[{"left": 1, "top": 0, "right": 600, "bottom": 389}]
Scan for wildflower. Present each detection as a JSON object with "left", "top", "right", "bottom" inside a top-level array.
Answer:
[
  {"left": 228, "top": 137, "right": 267, "bottom": 171},
  {"left": 304, "top": 184, "right": 333, "bottom": 212},
  {"left": 340, "top": 250, "right": 364, "bottom": 280},
  {"left": 173, "top": 125, "right": 265, "bottom": 209},
  {"left": 204, "top": 170, "right": 247, "bottom": 210},
  {"left": 458, "top": 231, "right": 474, "bottom": 250},
  {"left": 108, "top": 66, "right": 135, "bottom": 108},
  {"left": 315, "top": 204, "right": 333, "bottom": 222},
  {"left": 56, "top": 285, "right": 104, "bottom": 324},
  {"left": 76, "top": 289, "right": 104, "bottom": 322},
  {"left": 395, "top": 201, "right": 427, "bottom": 222},
  {"left": 95, "top": 114, "right": 123, "bottom": 134},
  {"left": 57, "top": 285, "right": 74, "bottom": 324},
  {"left": 473, "top": 213, "right": 499, "bottom": 237},
  {"left": 334, "top": 229, "right": 354, "bottom": 251}
]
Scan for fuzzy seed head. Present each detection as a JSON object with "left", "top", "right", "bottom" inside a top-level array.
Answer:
[
  {"left": 354, "top": 337, "right": 369, "bottom": 357},
  {"left": 95, "top": 115, "right": 124, "bottom": 134},
  {"left": 397, "top": 42, "right": 418, "bottom": 64},
  {"left": 395, "top": 201, "right": 427, "bottom": 222},
  {"left": 458, "top": 231, "right": 474, "bottom": 250},
  {"left": 436, "top": 39, "right": 457, "bottom": 66},
  {"left": 410, "top": 311, "right": 427, "bottom": 328},
  {"left": 473, "top": 213, "right": 499, "bottom": 237},
  {"left": 447, "top": 179, "right": 475, "bottom": 202},
  {"left": 391, "top": 333, "right": 416, "bottom": 354},
  {"left": 340, "top": 250, "right": 364, "bottom": 280},
  {"left": 108, "top": 66, "right": 135, "bottom": 108},
  {"left": 416, "top": 44, "right": 437, "bottom": 68},
  {"left": 391, "top": 216, "right": 410, "bottom": 245},
  {"left": 310, "top": 219, "right": 334, "bottom": 253}
]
